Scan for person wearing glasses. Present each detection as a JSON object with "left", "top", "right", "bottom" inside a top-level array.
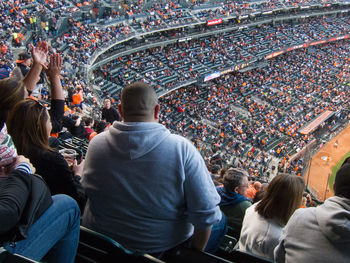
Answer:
[{"left": 216, "top": 167, "right": 252, "bottom": 239}]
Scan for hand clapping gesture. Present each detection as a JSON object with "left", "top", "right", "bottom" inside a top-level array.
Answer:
[
  {"left": 30, "top": 40, "right": 49, "bottom": 69},
  {"left": 46, "top": 53, "right": 63, "bottom": 80}
]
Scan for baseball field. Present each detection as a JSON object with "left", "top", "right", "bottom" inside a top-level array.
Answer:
[{"left": 307, "top": 122, "right": 350, "bottom": 201}]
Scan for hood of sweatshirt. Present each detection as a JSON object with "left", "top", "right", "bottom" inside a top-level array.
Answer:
[
  {"left": 216, "top": 186, "right": 249, "bottom": 207},
  {"left": 315, "top": 196, "right": 350, "bottom": 243},
  {"left": 106, "top": 121, "right": 171, "bottom": 160}
]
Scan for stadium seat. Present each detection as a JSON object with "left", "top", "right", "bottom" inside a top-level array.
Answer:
[
  {"left": 76, "top": 226, "right": 164, "bottom": 263},
  {"left": 162, "top": 246, "right": 232, "bottom": 263},
  {"left": 0, "top": 251, "right": 39, "bottom": 263},
  {"left": 216, "top": 248, "right": 274, "bottom": 263}
]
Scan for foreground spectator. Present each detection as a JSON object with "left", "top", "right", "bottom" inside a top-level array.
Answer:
[
  {"left": 0, "top": 154, "right": 80, "bottom": 263},
  {"left": 82, "top": 81, "right": 221, "bottom": 254},
  {"left": 216, "top": 167, "right": 252, "bottom": 239},
  {"left": 6, "top": 54, "right": 87, "bottom": 212},
  {"left": 274, "top": 164, "right": 350, "bottom": 263},
  {"left": 238, "top": 174, "right": 305, "bottom": 260}
]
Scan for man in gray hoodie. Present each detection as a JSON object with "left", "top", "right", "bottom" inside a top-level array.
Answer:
[
  {"left": 274, "top": 163, "right": 350, "bottom": 262},
  {"left": 82, "top": 82, "right": 221, "bottom": 254}
]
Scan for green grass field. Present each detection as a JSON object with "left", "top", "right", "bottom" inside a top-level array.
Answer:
[{"left": 330, "top": 151, "right": 350, "bottom": 193}]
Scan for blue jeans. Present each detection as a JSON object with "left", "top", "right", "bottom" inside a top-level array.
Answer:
[
  {"left": 4, "top": 194, "right": 80, "bottom": 263},
  {"left": 205, "top": 212, "right": 227, "bottom": 254}
]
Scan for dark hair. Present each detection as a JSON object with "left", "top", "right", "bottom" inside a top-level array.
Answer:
[
  {"left": 334, "top": 163, "right": 350, "bottom": 199},
  {"left": 211, "top": 164, "right": 221, "bottom": 174},
  {"left": 255, "top": 174, "right": 305, "bottom": 225},
  {"left": 0, "top": 78, "right": 25, "bottom": 124},
  {"left": 84, "top": 117, "right": 94, "bottom": 126},
  {"left": 7, "top": 99, "right": 51, "bottom": 156},
  {"left": 94, "top": 120, "right": 108, "bottom": 134},
  {"left": 223, "top": 168, "right": 249, "bottom": 192}
]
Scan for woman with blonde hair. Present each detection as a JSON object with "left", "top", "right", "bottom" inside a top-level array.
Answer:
[{"left": 238, "top": 174, "right": 305, "bottom": 260}]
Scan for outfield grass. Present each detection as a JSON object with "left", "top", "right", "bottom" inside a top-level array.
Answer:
[{"left": 330, "top": 151, "right": 350, "bottom": 193}]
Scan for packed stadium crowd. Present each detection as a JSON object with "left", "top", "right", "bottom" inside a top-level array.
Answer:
[{"left": 0, "top": 1, "right": 350, "bottom": 263}]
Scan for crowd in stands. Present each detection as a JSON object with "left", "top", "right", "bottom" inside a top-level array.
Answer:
[{"left": 93, "top": 15, "right": 350, "bottom": 93}]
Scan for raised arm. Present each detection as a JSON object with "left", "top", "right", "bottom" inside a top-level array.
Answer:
[
  {"left": 23, "top": 41, "right": 48, "bottom": 93},
  {"left": 46, "top": 53, "right": 64, "bottom": 100},
  {"left": 46, "top": 53, "right": 64, "bottom": 133}
]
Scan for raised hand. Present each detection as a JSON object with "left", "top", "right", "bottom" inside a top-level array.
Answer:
[
  {"left": 46, "top": 53, "right": 63, "bottom": 80},
  {"left": 30, "top": 40, "right": 49, "bottom": 69}
]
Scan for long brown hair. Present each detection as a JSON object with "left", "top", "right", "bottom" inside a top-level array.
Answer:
[
  {"left": 255, "top": 174, "right": 305, "bottom": 225},
  {"left": 0, "top": 78, "right": 25, "bottom": 124},
  {"left": 7, "top": 99, "right": 52, "bottom": 156}
]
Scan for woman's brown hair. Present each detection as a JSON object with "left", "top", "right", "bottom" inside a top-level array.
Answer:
[
  {"left": 0, "top": 78, "right": 25, "bottom": 124},
  {"left": 7, "top": 99, "right": 51, "bottom": 156},
  {"left": 255, "top": 173, "right": 305, "bottom": 225}
]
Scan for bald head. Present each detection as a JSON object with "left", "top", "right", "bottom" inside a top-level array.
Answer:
[{"left": 119, "top": 82, "right": 159, "bottom": 122}]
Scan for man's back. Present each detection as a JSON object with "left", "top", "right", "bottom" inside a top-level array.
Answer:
[
  {"left": 274, "top": 196, "right": 350, "bottom": 263},
  {"left": 82, "top": 121, "right": 221, "bottom": 253}
]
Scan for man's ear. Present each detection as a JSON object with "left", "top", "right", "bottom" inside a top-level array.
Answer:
[
  {"left": 118, "top": 104, "right": 123, "bottom": 118},
  {"left": 234, "top": 187, "right": 239, "bottom": 194},
  {"left": 154, "top": 104, "right": 160, "bottom": 120}
]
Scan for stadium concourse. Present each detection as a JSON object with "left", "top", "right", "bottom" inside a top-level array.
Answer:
[{"left": 1, "top": 0, "right": 350, "bottom": 262}]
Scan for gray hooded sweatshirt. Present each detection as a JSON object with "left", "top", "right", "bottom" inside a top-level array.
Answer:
[
  {"left": 274, "top": 196, "right": 350, "bottom": 263},
  {"left": 82, "top": 122, "right": 221, "bottom": 253}
]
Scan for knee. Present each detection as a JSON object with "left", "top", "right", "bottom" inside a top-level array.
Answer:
[{"left": 52, "top": 194, "right": 81, "bottom": 220}]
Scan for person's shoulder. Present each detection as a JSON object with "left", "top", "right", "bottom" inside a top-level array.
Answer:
[
  {"left": 238, "top": 200, "right": 252, "bottom": 211},
  {"left": 288, "top": 207, "right": 316, "bottom": 225}
]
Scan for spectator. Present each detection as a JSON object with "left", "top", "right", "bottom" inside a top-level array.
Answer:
[
  {"left": 7, "top": 99, "right": 87, "bottom": 213},
  {"left": 274, "top": 164, "right": 350, "bottom": 263},
  {"left": 238, "top": 174, "right": 305, "bottom": 260},
  {"left": 72, "top": 86, "right": 84, "bottom": 109},
  {"left": 6, "top": 53, "right": 87, "bottom": 213},
  {"left": 101, "top": 98, "right": 121, "bottom": 124},
  {"left": 84, "top": 117, "right": 95, "bottom": 140},
  {"left": 216, "top": 167, "right": 252, "bottom": 239},
  {"left": 63, "top": 113, "right": 85, "bottom": 139},
  {"left": 82, "top": 81, "right": 221, "bottom": 254},
  {"left": 210, "top": 164, "right": 222, "bottom": 185},
  {"left": 245, "top": 181, "right": 261, "bottom": 200},
  {"left": 11, "top": 51, "right": 31, "bottom": 81},
  {"left": 0, "top": 154, "right": 80, "bottom": 263}
]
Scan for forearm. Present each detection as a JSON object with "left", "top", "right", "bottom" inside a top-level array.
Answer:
[
  {"left": 191, "top": 227, "right": 212, "bottom": 251},
  {"left": 23, "top": 62, "right": 42, "bottom": 92},
  {"left": 49, "top": 75, "right": 64, "bottom": 100}
]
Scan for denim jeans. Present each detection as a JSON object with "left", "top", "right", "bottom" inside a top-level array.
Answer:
[
  {"left": 4, "top": 194, "right": 80, "bottom": 263},
  {"left": 205, "top": 212, "right": 228, "bottom": 254}
]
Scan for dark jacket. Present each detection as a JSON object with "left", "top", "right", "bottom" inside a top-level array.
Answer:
[
  {"left": 0, "top": 170, "right": 52, "bottom": 244},
  {"left": 216, "top": 186, "right": 252, "bottom": 239},
  {"left": 28, "top": 149, "right": 86, "bottom": 212},
  {"left": 101, "top": 107, "right": 121, "bottom": 124}
]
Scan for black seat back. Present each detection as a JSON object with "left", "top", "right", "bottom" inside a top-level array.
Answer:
[
  {"left": 0, "top": 251, "right": 39, "bottom": 263},
  {"left": 76, "top": 226, "right": 164, "bottom": 263},
  {"left": 163, "top": 246, "right": 232, "bottom": 263}
]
